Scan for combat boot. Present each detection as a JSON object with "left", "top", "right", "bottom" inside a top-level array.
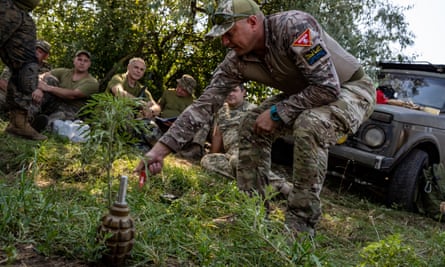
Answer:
[
  {"left": 5, "top": 110, "right": 47, "bottom": 140},
  {"left": 31, "top": 114, "right": 49, "bottom": 133}
]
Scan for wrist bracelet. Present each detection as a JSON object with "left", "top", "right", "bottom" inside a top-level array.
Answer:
[{"left": 270, "top": 105, "right": 281, "bottom": 121}]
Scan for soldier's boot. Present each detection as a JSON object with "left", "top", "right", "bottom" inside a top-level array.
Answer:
[
  {"left": 31, "top": 114, "right": 49, "bottom": 133},
  {"left": 5, "top": 110, "right": 47, "bottom": 140}
]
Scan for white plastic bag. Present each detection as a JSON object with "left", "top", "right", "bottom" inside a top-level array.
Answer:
[{"left": 52, "top": 119, "right": 90, "bottom": 142}]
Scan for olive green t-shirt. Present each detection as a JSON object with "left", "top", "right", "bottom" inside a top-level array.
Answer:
[
  {"left": 106, "top": 73, "right": 154, "bottom": 102},
  {"left": 158, "top": 88, "right": 194, "bottom": 118},
  {"left": 50, "top": 68, "right": 99, "bottom": 109}
]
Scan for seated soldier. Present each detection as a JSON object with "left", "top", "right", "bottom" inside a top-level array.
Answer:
[
  {"left": 144, "top": 74, "right": 211, "bottom": 160},
  {"left": 156, "top": 74, "right": 196, "bottom": 130},
  {"left": 33, "top": 50, "right": 100, "bottom": 131},
  {"left": 0, "top": 39, "right": 51, "bottom": 123},
  {"left": 201, "top": 84, "right": 292, "bottom": 196},
  {"left": 106, "top": 57, "right": 160, "bottom": 118}
]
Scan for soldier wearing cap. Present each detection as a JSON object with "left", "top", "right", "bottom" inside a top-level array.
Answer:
[
  {"left": 158, "top": 74, "right": 197, "bottom": 118},
  {"left": 0, "top": 39, "right": 52, "bottom": 136},
  {"left": 0, "top": 0, "right": 48, "bottom": 140},
  {"left": 0, "top": 39, "right": 52, "bottom": 93},
  {"left": 32, "top": 49, "right": 99, "bottom": 131},
  {"left": 142, "top": 74, "right": 210, "bottom": 159},
  {"left": 135, "top": 0, "right": 376, "bottom": 237}
]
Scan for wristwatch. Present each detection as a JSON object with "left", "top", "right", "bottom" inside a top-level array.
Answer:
[{"left": 270, "top": 105, "right": 281, "bottom": 121}]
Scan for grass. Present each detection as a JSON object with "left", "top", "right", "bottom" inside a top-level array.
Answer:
[{"left": 0, "top": 115, "right": 445, "bottom": 267}]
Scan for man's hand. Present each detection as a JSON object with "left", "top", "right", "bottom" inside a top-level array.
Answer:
[
  {"left": 253, "top": 109, "right": 279, "bottom": 135},
  {"left": 32, "top": 88, "right": 44, "bottom": 104},
  {"left": 134, "top": 142, "right": 172, "bottom": 176},
  {"left": 140, "top": 101, "right": 161, "bottom": 119}
]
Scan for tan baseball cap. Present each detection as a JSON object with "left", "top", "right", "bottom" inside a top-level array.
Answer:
[
  {"left": 75, "top": 49, "right": 91, "bottom": 59},
  {"left": 177, "top": 74, "right": 197, "bottom": 95},
  {"left": 36, "top": 40, "right": 51, "bottom": 54},
  {"left": 206, "top": 0, "right": 261, "bottom": 38}
]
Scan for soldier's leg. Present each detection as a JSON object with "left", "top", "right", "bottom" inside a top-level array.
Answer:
[
  {"left": 4, "top": 64, "right": 47, "bottom": 140},
  {"left": 285, "top": 108, "right": 335, "bottom": 235},
  {"left": 285, "top": 75, "right": 375, "bottom": 235},
  {"left": 0, "top": 2, "right": 38, "bottom": 113},
  {"left": 0, "top": 0, "right": 23, "bottom": 48},
  {"left": 236, "top": 94, "right": 287, "bottom": 196},
  {"left": 200, "top": 153, "right": 235, "bottom": 179}
]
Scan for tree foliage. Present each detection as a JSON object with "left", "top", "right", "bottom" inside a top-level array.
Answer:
[{"left": 30, "top": 0, "right": 415, "bottom": 101}]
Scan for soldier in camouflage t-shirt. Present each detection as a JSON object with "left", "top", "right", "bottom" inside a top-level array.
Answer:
[
  {"left": 201, "top": 85, "right": 292, "bottom": 196},
  {"left": 200, "top": 84, "right": 255, "bottom": 177}
]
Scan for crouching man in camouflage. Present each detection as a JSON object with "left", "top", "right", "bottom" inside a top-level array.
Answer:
[
  {"left": 135, "top": 0, "right": 375, "bottom": 237},
  {"left": 0, "top": 0, "right": 47, "bottom": 140}
]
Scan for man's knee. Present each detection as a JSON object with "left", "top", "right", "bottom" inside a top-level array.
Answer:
[
  {"left": 293, "top": 109, "right": 339, "bottom": 148},
  {"left": 43, "top": 74, "right": 59, "bottom": 86}
]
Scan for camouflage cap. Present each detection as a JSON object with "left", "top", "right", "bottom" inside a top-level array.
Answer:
[
  {"left": 177, "top": 74, "right": 197, "bottom": 95},
  {"left": 75, "top": 49, "right": 91, "bottom": 59},
  {"left": 36, "top": 40, "right": 51, "bottom": 54},
  {"left": 206, "top": 0, "right": 261, "bottom": 38}
]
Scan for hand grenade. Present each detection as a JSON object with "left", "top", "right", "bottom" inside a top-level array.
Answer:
[{"left": 98, "top": 176, "right": 135, "bottom": 266}]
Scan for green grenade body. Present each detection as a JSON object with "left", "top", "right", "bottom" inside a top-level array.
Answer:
[{"left": 98, "top": 176, "right": 135, "bottom": 266}]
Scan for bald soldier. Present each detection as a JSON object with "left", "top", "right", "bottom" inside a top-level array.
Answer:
[{"left": 135, "top": 0, "right": 375, "bottom": 237}]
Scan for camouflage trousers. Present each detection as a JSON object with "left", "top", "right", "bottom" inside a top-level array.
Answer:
[
  {"left": 34, "top": 76, "right": 80, "bottom": 126},
  {"left": 201, "top": 151, "right": 290, "bottom": 193},
  {"left": 237, "top": 75, "right": 376, "bottom": 233},
  {"left": 0, "top": 0, "right": 38, "bottom": 114},
  {"left": 201, "top": 152, "right": 237, "bottom": 179}
]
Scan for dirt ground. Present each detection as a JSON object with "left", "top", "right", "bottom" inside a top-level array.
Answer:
[{"left": 0, "top": 244, "right": 90, "bottom": 267}]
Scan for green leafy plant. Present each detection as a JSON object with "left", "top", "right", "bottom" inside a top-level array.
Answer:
[
  {"left": 358, "top": 234, "right": 424, "bottom": 266},
  {"left": 79, "top": 93, "right": 147, "bottom": 207}
]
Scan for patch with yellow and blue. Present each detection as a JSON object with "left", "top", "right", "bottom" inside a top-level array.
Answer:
[{"left": 303, "top": 44, "right": 327, "bottom": 65}]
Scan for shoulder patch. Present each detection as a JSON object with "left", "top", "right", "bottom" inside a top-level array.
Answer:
[
  {"left": 303, "top": 44, "right": 327, "bottom": 65},
  {"left": 292, "top": 29, "right": 312, "bottom": 47}
]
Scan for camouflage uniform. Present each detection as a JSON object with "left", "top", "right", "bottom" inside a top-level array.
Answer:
[
  {"left": 0, "top": 0, "right": 41, "bottom": 114},
  {"left": 201, "top": 101, "right": 256, "bottom": 178},
  {"left": 158, "top": 10, "right": 376, "bottom": 234}
]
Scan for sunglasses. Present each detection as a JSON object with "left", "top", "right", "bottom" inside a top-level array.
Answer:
[{"left": 212, "top": 13, "right": 250, "bottom": 25}]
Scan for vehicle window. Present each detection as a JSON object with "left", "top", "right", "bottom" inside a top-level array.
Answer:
[{"left": 378, "top": 73, "right": 445, "bottom": 111}]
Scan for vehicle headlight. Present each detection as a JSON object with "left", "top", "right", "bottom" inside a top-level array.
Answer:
[{"left": 363, "top": 127, "right": 385, "bottom": 147}]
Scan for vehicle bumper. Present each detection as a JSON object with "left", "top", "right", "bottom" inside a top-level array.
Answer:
[{"left": 329, "top": 145, "right": 394, "bottom": 170}]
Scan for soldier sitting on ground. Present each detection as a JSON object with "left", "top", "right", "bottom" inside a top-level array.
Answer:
[
  {"left": 106, "top": 57, "right": 161, "bottom": 119},
  {"left": 0, "top": 40, "right": 52, "bottom": 131},
  {"left": 201, "top": 84, "right": 292, "bottom": 196},
  {"left": 33, "top": 50, "right": 100, "bottom": 132},
  {"left": 143, "top": 74, "right": 211, "bottom": 160}
]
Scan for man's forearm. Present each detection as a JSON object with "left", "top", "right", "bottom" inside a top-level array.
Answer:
[{"left": 0, "top": 79, "right": 8, "bottom": 91}]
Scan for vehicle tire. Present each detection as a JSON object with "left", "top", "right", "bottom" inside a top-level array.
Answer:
[{"left": 386, "top": 149, "right": 429, "bottom": 211}]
